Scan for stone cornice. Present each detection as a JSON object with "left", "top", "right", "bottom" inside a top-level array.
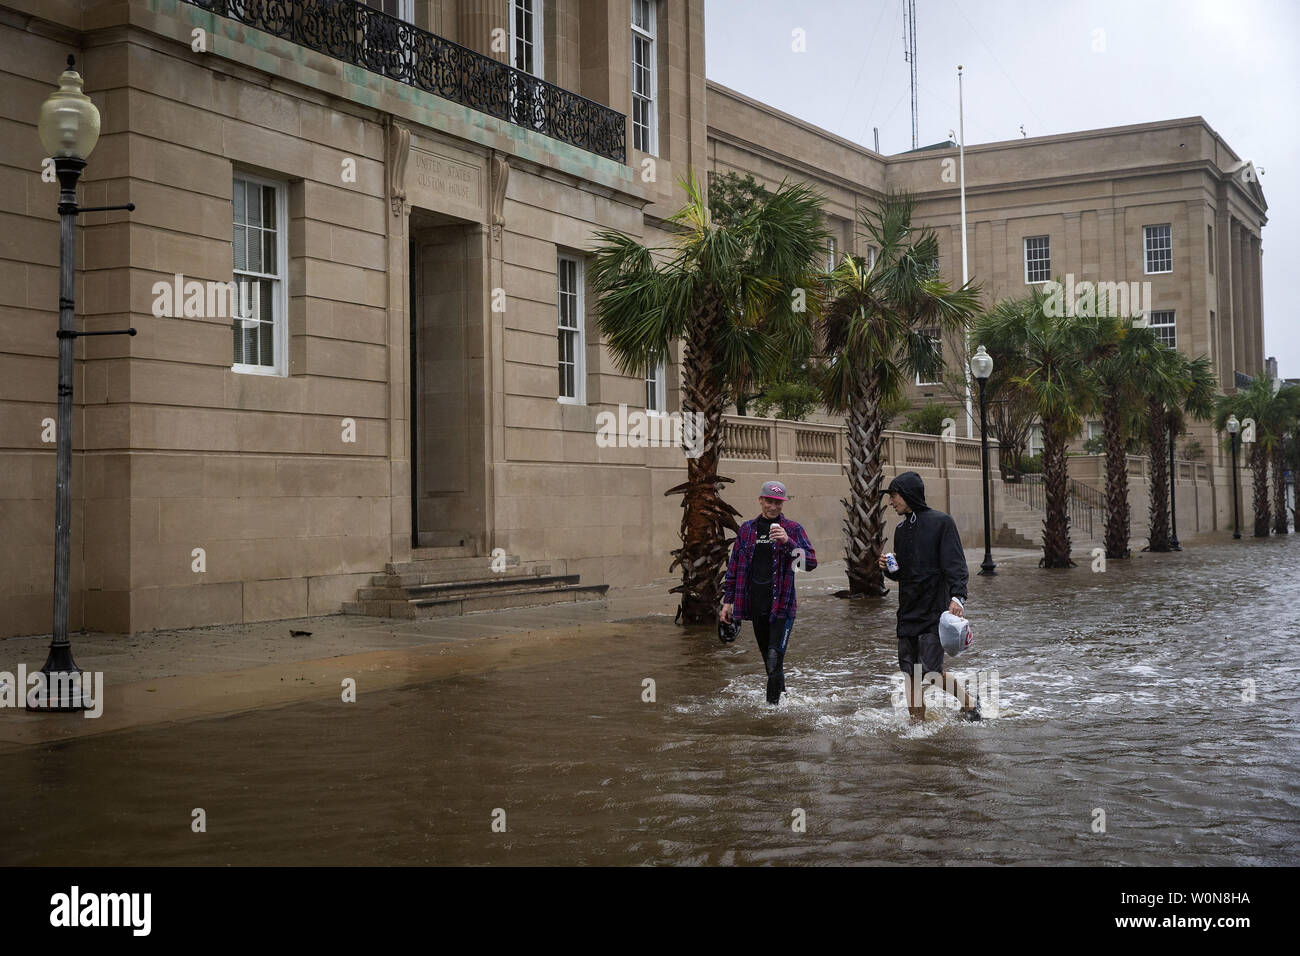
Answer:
[{"left": 707, "top": 128, "right": 886, "bottom": 202}]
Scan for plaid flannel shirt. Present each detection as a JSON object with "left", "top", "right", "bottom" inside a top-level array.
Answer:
[{"left": 723, "top": 515, "right": 817, "bottom": 622}]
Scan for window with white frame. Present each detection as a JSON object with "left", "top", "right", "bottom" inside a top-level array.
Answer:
[
  {"left": 1024, "top": 235, "right": 1050, "bottom": 283},
  {"left": 557, "top": 255, "right": 585, "bottom": 402},
  {"left": 360, "top": 0, "right": 413, "bottom": 20},
  {"left": 645, "top": 350, "right": 666, "bottom": 413},
  {"left": 1087, "top": 420, "right": 1103, "bottom": 440},
  {"left": 866, "top": 245, "right": 877, "bottom": 270},
  {"left": 511, "top": 0, "right": 543, "bottom": 77},
  {"left": 631, "top": 0, "right": 657, "bottom": 154},
  {"left": 826, "top": 235, "right": 837, "bottom": 271},
  {"left": 1148, "top": 309, "right": 1176, "bottom": 347},
  {"left": 1028, "top": 424, "right": 1043, "bottom": 457},
  {"left": 232, "top": 174, "right": 288, "bottom": 375},
  {"left": 916, "top": 327, "right": 941, "bottom": 385},
  {"left": 1144, "top": 224, "right": 1172, "bottom": 274}
]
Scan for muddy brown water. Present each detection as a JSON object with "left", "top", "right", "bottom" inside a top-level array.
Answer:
[{"left": 1, "top": 537, "right": 1297, "bottom": 865}]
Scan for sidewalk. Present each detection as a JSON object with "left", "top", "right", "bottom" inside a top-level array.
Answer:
[
  {"left": 0, "top": 580, "right": 680, "bottom": 753},
  {"left": 0, "top": 546, "right": 1037, "bottom": 752}
]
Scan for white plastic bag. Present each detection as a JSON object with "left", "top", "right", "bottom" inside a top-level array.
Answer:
[{"left": 939, "top": 610, "right": 974, "bottom": 657}]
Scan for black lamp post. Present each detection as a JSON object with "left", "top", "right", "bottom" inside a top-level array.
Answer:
[
  {"left": 1168, "top": 420, "right": 1181, "bottom": 551},
  {"left": 972, "top": 345, "right": 996, "bottom": 575},
  {"left": 1227, "top": 414, "right": 1241, "bottom": 540},
  {"left": 30, "top": 56, "right": 135, "bottom": 711}
]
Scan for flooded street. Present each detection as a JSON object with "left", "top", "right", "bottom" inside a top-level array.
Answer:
[{"left": 2, "top": 536, "right": 1297, "bottom": 866}]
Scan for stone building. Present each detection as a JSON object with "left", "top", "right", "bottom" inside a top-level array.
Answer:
[
  {"left": 706, "top": 83, "right": 1267, "bottom": 537},
  {"left": 708, "top": 84, "right": 1268, "bottom": 460},
  {"left": 0, "top": 0, "right": 1266, "bottom": 637}
]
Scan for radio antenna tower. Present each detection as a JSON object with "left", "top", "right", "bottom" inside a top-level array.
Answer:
[{"left": 903, "top": 0, "right": 918, "bottom": 149}]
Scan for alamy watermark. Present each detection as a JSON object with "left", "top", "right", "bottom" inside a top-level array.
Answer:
[
  {"left": 0, "top": 665, "right": 104, "bottom": 717},
  {"left": 890, "top": 666, "right": 1000, "bottom": 716},
  {"left": 151, "top": 273, "right": 259, "bottom": 321},
  {"left": 49, "top": 886, "right": 150, "bottom": 936},
  {"left": 595, "top": 404, "right": 705, "bottom": 458},
  {"left": 1042, "top": 274, "right": 1152, "bottom": 321}
]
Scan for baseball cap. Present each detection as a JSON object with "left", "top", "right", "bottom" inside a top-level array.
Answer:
[
  {"left": 939, "top": 611, "right": 974, "bottom": 657},
  {"left": 759, "top": 480, "right": 788, "bottom": 501}
]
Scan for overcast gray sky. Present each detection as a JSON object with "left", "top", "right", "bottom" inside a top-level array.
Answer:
[{"left": 705, "top": 0, "right": 1299, "bottom": 379}]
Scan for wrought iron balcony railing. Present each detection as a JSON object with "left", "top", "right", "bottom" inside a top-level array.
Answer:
[{"left": 185, "top": 0, "right": 626, "bottom": 162}]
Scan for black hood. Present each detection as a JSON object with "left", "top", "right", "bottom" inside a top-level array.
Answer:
[{"left": 885, "top": 471, "right": 929, "bottom": 512}]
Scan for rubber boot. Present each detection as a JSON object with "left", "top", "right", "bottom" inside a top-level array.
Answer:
[{"left": 765, "top": 646, "right": 784, "bottom": 704}]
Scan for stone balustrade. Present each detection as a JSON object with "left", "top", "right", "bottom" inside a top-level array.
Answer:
[
  {"left": 717, "top": 417, "right": 1231, "bottom": 550},
  {"left": 1067, "top": 454, "right": 1211, "bottom": 488},
  {"left": 718, "top": 416, "right": 998, "bottom": 548},
  {"left": 720, "top": 415, "right": 998, "bottom": 473}
]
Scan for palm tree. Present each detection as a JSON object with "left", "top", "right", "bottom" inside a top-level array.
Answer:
[
  {"left": 1162, "top": 362, "right": 1217, "bottom": 539},
  {"left": 1267, "top": 385, "right": 1300, "bottom": 534},
  {"left": 818, "top": 193, "right": 981, "bottom": 595},
  {"left": 588, "top": 172, "right": 826, "bottom": 625},
  {"left": 941, "top": 342, "right": 1034, "bottom": 480},
  {"left": 1136, "top": 348, "right": 1216, "bottom": 550},
  {"left": 985, "top": 378, "right": 1037, "bottom": 482},
  {"left": 1213, "top": 378, "right": 1292, "bottom": 538},
  {"left": 1285, "top": 421, "right": 1300, "bottom": 531},
  {"left": 1086, "top": 315, "right": 1159, "bottom": 560},
  {"left": 975, "top": 285, "right": 1102, "bottom": 568}
]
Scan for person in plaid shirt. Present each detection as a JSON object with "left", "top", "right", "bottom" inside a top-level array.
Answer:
[{"left": 720, "top": 480, "right": 817, "bottom": 704}]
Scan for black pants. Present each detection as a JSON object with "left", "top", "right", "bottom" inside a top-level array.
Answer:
[{"left": 752, "top": 615, "right": 794, "bottom": 704}]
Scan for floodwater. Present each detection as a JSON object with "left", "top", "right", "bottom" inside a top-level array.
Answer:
[{"left": 2, "top": 537, "right": 1297, "bottom": 865}]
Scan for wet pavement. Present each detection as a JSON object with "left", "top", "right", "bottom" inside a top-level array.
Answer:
[{"left": 0, "top": 535, "right": 1296, "bottom": 865}]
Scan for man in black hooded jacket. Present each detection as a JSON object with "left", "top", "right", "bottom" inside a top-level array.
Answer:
[{"left": 878, "top": 471, "right": 981, "bottom": 722}]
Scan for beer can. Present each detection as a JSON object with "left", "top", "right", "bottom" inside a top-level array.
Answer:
[{"left": 885, "top": 552, "right": 899, "bottom": 573}]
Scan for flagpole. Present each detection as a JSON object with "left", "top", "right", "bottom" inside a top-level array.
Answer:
[{"left": 959, "top": 64, "right": 973, "bottom": 439}]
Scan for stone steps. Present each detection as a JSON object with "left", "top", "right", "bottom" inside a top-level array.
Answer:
[
  {"left": 995, "top": 482, "right": 1156, "bottom": 553},
  {"left": 343, "top": 580, "right": 609, "bottom": 619},
  {"left": 995, "top": 486, "right": 1106, "bottom": 549},
  {"left": 345, "top": 549, "right": 603, "bottom": 620},
  {"left": 994, "top": 491, "right": 1049, "bottom": 549},
  {"left": 370, "top": 559, "right": 561, "bottom": 588},
  {"left": 384, "top": 545, "right": 485, "bottom": 576},
  {"left": 356, "top": 572, "right": 580, "bottom": 602}
]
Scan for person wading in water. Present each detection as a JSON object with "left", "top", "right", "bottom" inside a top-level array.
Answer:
[
  {"left": 721, "top": 481, "right": 817, "bottom": 704},
  {"left": 878, "top": 471, "right": 981, "bottom": 723}
]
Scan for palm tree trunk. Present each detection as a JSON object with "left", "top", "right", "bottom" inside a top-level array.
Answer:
[
  {"left": 1101, "top": 393, "right": 1130, "bottom": 559},
  {"left": 1272, "top": 445, "right": 1289, "bottom": 534},
  {"left": 991, "top": 403, "right": 1011, "bottom": 482},
  {"left": 991, "top": 400, "right": 1027, "bottom": 482},
  {"left": 1250, "top": 443, "right": 1270, "bottom": 537},
  {"left": 1146, "top": 401, "right": 1170, "bottom": 551},
  {"left": 1040, "top": 423, "right": 1074, "bottom": 567},
  {"left": 843, "top": 375, "right": 888, "bottom": 595},
  {"left": 666, "top": 297, "right": 742, "bottom": 625}
]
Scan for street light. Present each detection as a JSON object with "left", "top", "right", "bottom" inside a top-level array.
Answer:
[
  {"left": 971, "top": 344, "right": 996, "bottom": 575},
  {"left": 31, "top": 56, "right": 135, "bottom": 711},
  {"left": 1226, "top": 414, "right": 1241, "bottom": 540}
]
